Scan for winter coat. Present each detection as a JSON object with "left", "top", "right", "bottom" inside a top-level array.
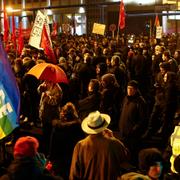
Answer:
[
  {"left": 38, "top": 82, "right": 63, "bottom": 123},
  {"left": 49, "top": 119, "right": 85, "bottom": 179},
  {"left": 118, "top": 92, "right": 147, "bottom": 140},
  {"left": 78, "top": 92, "right": 101, "bottom": 119},
  {"left": 69, "top": 133, "right": 129, "bottom": 180},
  {"left": 0, "top": 156, "right": 62, "bottom": 180}
]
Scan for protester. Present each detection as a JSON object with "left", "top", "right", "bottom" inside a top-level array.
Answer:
[
  {"left": 100, "top": 73, "right": 123, "bottom": 130},
  {"left": 142, "top": 62, "right": 170, "bottom": 139},
  {"left": 138, "top": 148, "right": 164, "bottom": 180},
  {"left": 2, "top": 30, "right": 180, "bottom": 180},
  {"left": 49, "top": 102, "right": 84, "bottom": 179},
  {"left": 164, "top": 154, "right": 180, "bottom": 179},
  {"left": 78, "top": 79, "right": 101, "bottom": 119},
  {"left": 70, "top": 111, "right": 130, "bottom": 180},
  {"left": 21, "top": 74, "right": 40, "bottom": 126},
  {"left": 0, "top": 136, "right": 63, "bottom": 180},
  {"left": 109, "top": 55, "right": 127, "bottom": 95},
  {"left": 37, "top": 80, "right": 63, "bottom": 155},
  {"left": 96, "top": 62, "right": 107, "bottom": 82},
  {"left": 119, "top": 80, "right": 148, "bottom": 165},
  {"left": 162, "top": 50, "right": 178, "bottom": 73}
]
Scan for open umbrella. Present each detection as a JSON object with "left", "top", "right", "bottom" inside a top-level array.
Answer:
[{"left": 27, "top": 62, "right": 68, "bottom": 84}]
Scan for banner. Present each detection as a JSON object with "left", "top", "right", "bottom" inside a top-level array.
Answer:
[
  {"left": 41, "top": 24, "right": 57, "bottom": 64},
  {"left": 3, "top": 3, "right": 9, "bottom": 43},
  {"left": 154, "top": 14, "right": 160, "bottom": 27},
  {"left": 17, "top": 22, "right": 24, "bottom": 55},
  {"left": 92, "top": 23, "right": 106, "bottom": 36},
  {"left": 0, "top": 39, "right": 20, "bottom": 140},
  {"left": 156, "top": 26, "right": 162, "bottom": 39},
  {"left": 119, "top": 0, "right": 125, "bottom": 30},
  {"left": 29, "top": 10, "right": 46, "bottom": 49},
  {"left": 11, "top": 13, "right": 16, "bottom": 51}
]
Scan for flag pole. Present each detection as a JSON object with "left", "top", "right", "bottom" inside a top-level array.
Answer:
[{"left": 149, "top": 18, "right": 152, "bottom": 40}]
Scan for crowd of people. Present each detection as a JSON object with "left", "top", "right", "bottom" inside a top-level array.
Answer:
[{"left": 0, "top": 32, "right": 180, "bottom": 179}]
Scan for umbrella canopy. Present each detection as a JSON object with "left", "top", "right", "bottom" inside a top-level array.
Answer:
[{"left": 27, "top": 62, "right": 68, "bottom": 84}]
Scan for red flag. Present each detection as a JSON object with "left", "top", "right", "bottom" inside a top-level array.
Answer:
[
  {"left": 154, "top": 14, "right": 160, "bottom": 27},
  {"left": 11, "top": 13, "right": 17, "bottom": 51},
  {"left": 119, "top": 0, "right": 125, "bottom": 30},
  {"left": 3, "top": 3, "right": 9, "bottom": 43},
  {"left": 17, "top": 22, "right": 24, "bottom": 55},
  {"left": 41, "top": 24, "right": 57, "bottom": 64},
  {"left": 51, "top": 21, "right": 58, "bottom": 36}
]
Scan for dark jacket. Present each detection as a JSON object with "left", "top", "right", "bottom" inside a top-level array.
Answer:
[
  {"left": 49, "top": 120, "right": 85, "bottom": 179},
  {"left": 119, "top": 91, "right": 147, "bottom": 140},
  {"left": 78, "top": 92, "right": 101, "bottom": 119},
  {"left": 100, "top": 85, "right": 122, "bottom": 130},
  {"left": 0, "top": 156, "right": 62, "bottom": 180}
]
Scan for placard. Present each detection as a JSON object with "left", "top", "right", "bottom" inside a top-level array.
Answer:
[
  {"left": 92, "top": 23, "right": 106, "bottom": 36},
  {"left": 29, "top": 10, "right": 46, "bottom": 49},
  {"left": 156, "top": 26, "right": 162, "bottom": 39}
]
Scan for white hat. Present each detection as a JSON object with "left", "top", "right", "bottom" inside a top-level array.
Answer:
[{"left": 81, "top": 111, "right": 111, "bottom": 134}]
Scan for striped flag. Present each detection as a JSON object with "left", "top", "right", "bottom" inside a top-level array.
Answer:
[{"left": 0, "top": 39, "right": 20, "bottom": 140}]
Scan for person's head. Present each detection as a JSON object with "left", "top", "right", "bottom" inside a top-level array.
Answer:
[
  {"left": 60, "top": 102, "right": 79, "bottom": 121},
  {"left": 139, "top": 148, "right": 163, "bottom": 180},
  {"left": 14, "top": 136, "right": 39, "bottom": 158},
  {"left": 111, "top": 55, "right": 120, "bottom": 67},
  {"left": 174, "top": 50, "right": 180, "bottom": 60},
  {"left": 127, "top": 80, "right": 139, "bottom": 96},
  {"left": 44, "top": 80, "right": 54, "bottom": 88},
  {"left": 88, "top": 79, "right": 100, "bottom": 94},
  {"left": 81, "top": 111, "right": 111, "bottom": 135},
  {"left": 155, "top": 45, "right": 163, "bottom": 55},
  {"left": 163, "top": 71, "right": 176, "bottom": 83},
  {"left": 58, "top": 56, "right": 66, "bottom": 64},
  {"left": 162, "top": 50, "right": 171, "bottom": 62},
  {"left": 103, "top": 48, "right": 109, "bottom": 55},
  {"left": 101, "top": 73, "right": 116, "bottom": 89},
  {"left": 83, "top": 52, "right": 91, "bottom": 63},
  {"left": 106, "top": 56, "right": 112, "bottom": 67},
  {"left": 13, "top": 58, "right": 23, "bottom": 73},
  {"left": 96, "top": 62, "right": 107, "bottom": 76},
  {"left": 68, "top": 48, "right": 76, "bottom": 57},
  {"left": 159, "top": 62, "right": 170, "bottom": 76}
]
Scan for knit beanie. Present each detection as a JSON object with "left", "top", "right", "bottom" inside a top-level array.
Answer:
[{"left": 14, "top": 136, "right": 39, "bottom": 158}]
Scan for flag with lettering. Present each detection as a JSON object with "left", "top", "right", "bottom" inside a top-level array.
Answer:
[
  {"left": 0, "top": 39, "right": 20, "bottom": 140},
  {"left": 119, "top": 0, "right": 125, "bottom": 30}
]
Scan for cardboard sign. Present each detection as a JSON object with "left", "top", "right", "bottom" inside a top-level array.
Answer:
[
  {"left": 109, "top": 24, "right": 116, "bottom": 32},
  {"left": 92, "top": 23, "right": 106, "bottom": 36},
  {"left": 29, "top": 10, "right": 46, "bottom": 49},
  {"left": 156, "top": 26, "right": 162, "bottom": 39}
]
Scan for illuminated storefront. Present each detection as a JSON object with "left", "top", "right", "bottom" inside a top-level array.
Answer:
[{"left": 0, "top": 0, "right": 179, "bottom": 35}]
